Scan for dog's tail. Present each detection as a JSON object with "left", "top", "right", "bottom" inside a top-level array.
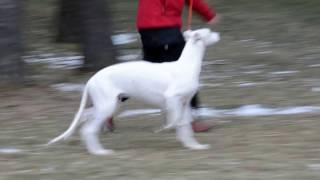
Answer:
[{"left": 47, "top": 85, "right": 89, "bottom": 145}]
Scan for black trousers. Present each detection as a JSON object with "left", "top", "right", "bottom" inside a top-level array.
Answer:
[{"left": 139, "top": 27, "right": 200, "bottom": 108}]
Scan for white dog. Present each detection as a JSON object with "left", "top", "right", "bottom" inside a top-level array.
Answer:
[{"left": 48, "top": 28, "right": 220, "bottom": 155}]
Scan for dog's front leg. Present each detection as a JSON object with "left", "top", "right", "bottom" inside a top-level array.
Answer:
[
  {"left": 176, "top": 105, "right": 210, "bottom": 150},
  {"left": 163, "top": 96, "right": 184, "bottom": 130}
]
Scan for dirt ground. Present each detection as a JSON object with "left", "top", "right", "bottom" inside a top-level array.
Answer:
[{"left": 1, "top": 0, "right": 320, "bottom": 179}]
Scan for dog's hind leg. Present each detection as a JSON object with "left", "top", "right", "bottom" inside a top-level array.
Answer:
[
  {"left": 81, "top": 102, "right": 117, "bottom": 155},
  {"left": 176, "top": 105, "right": 210, "bottom": 150},
  {"left": 81, "top": 86, "right": 118, "bottom": 155},
  {"left": 103, "top": 94, "right": 128, "bottom": 132}
]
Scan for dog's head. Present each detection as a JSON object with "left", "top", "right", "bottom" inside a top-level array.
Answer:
[{"left": 183, "top": 28, "right": 220, "bottom": 46}]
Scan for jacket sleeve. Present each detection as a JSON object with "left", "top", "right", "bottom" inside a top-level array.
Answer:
[{"left": 187, "top": 0, "right": 216, "bottom": 22}]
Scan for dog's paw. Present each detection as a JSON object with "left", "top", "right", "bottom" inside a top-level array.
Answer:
[
  {"left": 187, "top": 144, "right": 211, "bottom": 150},
  {"left": 89, "top": 149, "right": 115, "bottom": 156}
]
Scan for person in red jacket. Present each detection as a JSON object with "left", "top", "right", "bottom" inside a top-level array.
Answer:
[{"left": 137, "top": 0, "right": 219, "bottom": 132}]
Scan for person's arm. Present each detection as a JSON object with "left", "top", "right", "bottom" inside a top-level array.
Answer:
[{"left": 187, "top": 0, "right": 217, "bottom": 23}]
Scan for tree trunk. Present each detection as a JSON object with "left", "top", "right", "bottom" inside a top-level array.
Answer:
[
  {"left": 56, "top": 0, "right": 117, "bottom": 71},
  {"left": 56, "top": 0, "right": 82, "bottom": 43},
  {"left": 80, "top": 0, "right": 117, "bottom": 70},
  {"left": 0, "top": 0, "right": 24, "bottom": 84}
]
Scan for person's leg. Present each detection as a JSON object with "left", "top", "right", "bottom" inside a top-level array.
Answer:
[
  {"left": 191, "top": 93, "right": 200, "bottom": 109},
  {"left": 142, "top": 45, "right": 165, "bottom": 63},
  {"left": 140, "top": 27, "right": 186, "bottom": 62},
  {"left": 164, "top": 42, "right": 184, "bottom": 61},
  {"left": 139, "top": 28, "right": 169, "bottom": 62}
]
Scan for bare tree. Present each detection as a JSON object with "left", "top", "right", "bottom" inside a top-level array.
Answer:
[
  {"left": 56, "top": 0, "right": 117, "bottom": 71},
  {"left": 0, "top": 0, "right": 24, "bottom": 84}
]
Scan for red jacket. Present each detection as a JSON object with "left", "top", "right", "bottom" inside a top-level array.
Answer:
[{"left": 137, "top": 0, "right": 216, "bottom": 29}]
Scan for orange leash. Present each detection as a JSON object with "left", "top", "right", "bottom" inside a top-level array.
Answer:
[{"left": 187, "top": 0, "right": 194, "bottom": 30}]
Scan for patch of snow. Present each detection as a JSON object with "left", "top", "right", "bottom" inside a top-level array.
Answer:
[{"left": 111, "top": 33, "right": 138, "bottom": 45}]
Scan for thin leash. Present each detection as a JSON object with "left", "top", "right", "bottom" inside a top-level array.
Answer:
[{"left": 187, "top": 0, "right": 194, "bottom": 30}]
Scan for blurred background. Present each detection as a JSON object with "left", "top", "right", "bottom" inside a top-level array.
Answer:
[{"left": 1, "top": 0, "right": 320, "bottom": 179}]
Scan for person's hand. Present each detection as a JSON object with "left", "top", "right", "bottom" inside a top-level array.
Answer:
[{"left": 207, "top": 14, "right": 220, "bottom": 25}]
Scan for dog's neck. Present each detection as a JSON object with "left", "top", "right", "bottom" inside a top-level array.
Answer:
[{"left": 177, "top": 38, "right": 206, "bottom": 78}]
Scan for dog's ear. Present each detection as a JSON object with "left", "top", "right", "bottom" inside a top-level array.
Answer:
[{"left": 193, "top": 32, "right": 202, "bottom": 42}]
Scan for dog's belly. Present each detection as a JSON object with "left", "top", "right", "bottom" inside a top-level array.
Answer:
[
  {"left": 132, "top": 91, "right": 165, "bottom": 107},
  {"left": 94, "top": 61, "right": 174, "bottom": 107},
  {"left": 116, "top": 78, "right": 168, "bottom": 107}
]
